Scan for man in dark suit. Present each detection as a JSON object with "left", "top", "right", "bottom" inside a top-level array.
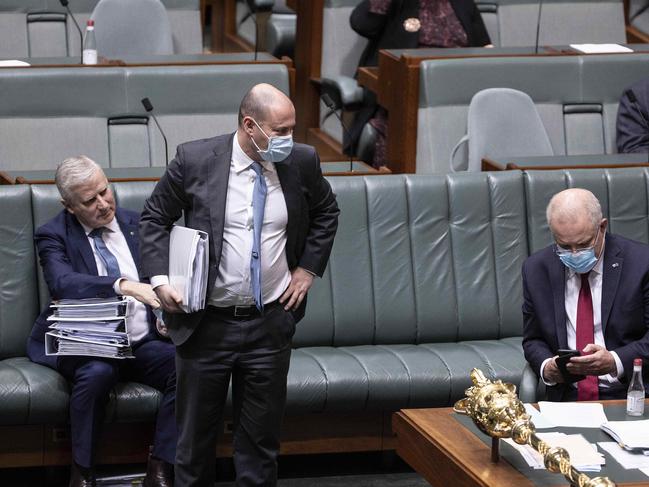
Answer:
[
  {"left": 617, "top": 78, "right": 649, "bottom": 154},
  {"left": 26, "top": 156, "right": 176, "bottom": 487},
  {"left": 522, "top": 188, "right": 649, "bottom": 402},
  {"left": 139, "top": 83, "right": 339, "bottom": 486}
]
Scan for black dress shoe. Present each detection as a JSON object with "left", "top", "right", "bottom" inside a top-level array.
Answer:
[
  {"left": 142, "top": 455, "right": 174, "bottom": 487},
  {"left": 69, "top": 462, "right": 96, "bottom": 487}
]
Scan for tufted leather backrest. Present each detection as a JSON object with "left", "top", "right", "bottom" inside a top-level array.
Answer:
[
  {"left": 0, "top": 186, "right": 40, "bottom": 359},
  {"left": 294, "top": 171, "right": 529, "bottom": 347},
  {"left": 5, "top": 168, "right": 649, "bottom": 359}
]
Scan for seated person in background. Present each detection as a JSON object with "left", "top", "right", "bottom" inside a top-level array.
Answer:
[
  {"left": 26, "top": 156, "right": 176, "bottom": 487},
  {"left": 617, "top": 79, "right": 649, "bottom": 153},
  {"left": 522, "top": 188, "right": 649, "bottom": 402},
  {"left": 346, "top": 0, "right": 491, "bottom": 167}
]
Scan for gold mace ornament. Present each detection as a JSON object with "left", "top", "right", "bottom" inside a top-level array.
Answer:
[{"left": 453, "top": 368, "right": 616, "bottom": 487}]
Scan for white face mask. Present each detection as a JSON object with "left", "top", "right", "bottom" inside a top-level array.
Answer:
[{"left": 250, "top": 118, "right": 293, "bottom": 163}]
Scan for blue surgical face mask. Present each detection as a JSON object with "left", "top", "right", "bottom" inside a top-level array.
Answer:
[
  {"left": 250, "top": 118, "right": 293, "bottom": 163},
  {"left": 555, "top": 227, "right": 601, "bottom": 274}
]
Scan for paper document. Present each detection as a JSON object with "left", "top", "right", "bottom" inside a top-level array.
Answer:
[
  {"left": 524, "top": 403, "right": 556, "bottom": 429},
  {"left": 169, "top": 225, "right": 209, "bottom": 313},
  {"left": 570, "top": 44, "right": 633, "bottom": 54},
  {"left": 44, "top": 297, "right": 134, "bottom": 359},
  {"left": 538, "top": 401, "right": 608, "bottom": 428},
  {"left": 598, "top": 442, "right": 649, "bottom": 469},
  {"left": 505, "top": 433, "right": 604, "bottom": 471},
  {"left": 601, "top": 419, "right": 649, "bottom": 451},
  {"left": 0, "top": 60, "right": 30, "bottom": 67}
]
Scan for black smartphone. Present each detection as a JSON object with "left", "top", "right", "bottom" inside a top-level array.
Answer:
[{"left": 555, "top": 349, "right": 585, "bottom": 383}]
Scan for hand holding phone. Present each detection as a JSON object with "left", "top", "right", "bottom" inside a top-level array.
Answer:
[{"left": 555, "top": 349, "right": 585, "bottom": 383}]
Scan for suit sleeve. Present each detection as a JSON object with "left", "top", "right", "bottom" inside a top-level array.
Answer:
[
  {"left": 35, "top": 226, "right": 116, "bottom": 300},
  {"left": 298, "top": 151, "right": 340, "bottom": 278},
  {"left": 521, "top": 260, "right": 555, "bottom": 376},
  {"left": 139, "top": 146, "right": 190, "bottom": 279},
  {"left": 616, "top": 87, "right": 649, "bottom": 154},
  {"left": 611, "top": 267, "right": 649, "bottom": 382},
  {"left": 468, "top": 2, "right": 490, "bottom": 46}
]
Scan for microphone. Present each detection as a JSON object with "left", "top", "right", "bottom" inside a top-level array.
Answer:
[
  {"left": 141, "top": 98, "right": 169, "bottom": 167},
  {"left": 59, "top": 0, "right": 83, "bottom": 64},
  {"left": 321, "top": 93, "right": 354, "bottom": 169},
  {"left": 533, "top": 0, "right": 544, "bottom": 55}
]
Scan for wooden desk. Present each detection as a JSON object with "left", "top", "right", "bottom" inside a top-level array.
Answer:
[
  {"left": 210, "top": 0, "right": 253, "bottom": 53},
  {"left": 393, "top": 404, "right": 649, "bottom": 487},
  {"left": 482, "top": 154, "right": 649, "bottom": 171}
]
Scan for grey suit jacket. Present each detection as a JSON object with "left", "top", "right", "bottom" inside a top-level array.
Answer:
[{"left": 139, "top": 133, "right": 339, "bottom": 345}]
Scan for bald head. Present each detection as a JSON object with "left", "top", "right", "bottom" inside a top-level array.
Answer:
[
  {"left": 546, "top": 188, "right": 602, "bottom": 230},
  {"left": 238, "top": 83, "right": 293, "bottom": 127},
  {"left": 546, "top": 188, "right": 607, "bottom": 255}
]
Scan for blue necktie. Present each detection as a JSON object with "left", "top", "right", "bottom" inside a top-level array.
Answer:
[
  {"left": 250, "top": 162, "right": 267, "bottom": 311},
  {"left": 88, "top": 227, "right": 121, "bottom": 278}
]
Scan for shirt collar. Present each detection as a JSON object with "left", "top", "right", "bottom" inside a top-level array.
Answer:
[
  {"left": 82, "top": 217, "right": 119, "bottom": 237},
  {"left": 232, "top": 131, "right": 276, "bottom": 175},
  {"left": 565, "top": 234, "right": 606, "bottom": 279}
]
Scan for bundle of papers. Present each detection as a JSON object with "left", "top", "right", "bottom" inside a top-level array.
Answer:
[
  {"left": 169, "top": 225, "right": 209, "bottom": 313},
  {"left": 601, "top": 419, "right": 649, "bottom": 452},
  {"left": 537, "top": 401, "right": 608, "bottom": 428},
  {"left": 505, "top": 433, "right": 605, "bottom": 471},
  {"left": 45, "top": 297, "right": 133, "bottom": 359},
  {"left": 598, "top": 442, "right": 649, "bottom": 470}
]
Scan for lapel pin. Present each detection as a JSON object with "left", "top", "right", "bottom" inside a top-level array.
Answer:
[{"left": 612, "top": 263, "right": 619, "bottom": 268}]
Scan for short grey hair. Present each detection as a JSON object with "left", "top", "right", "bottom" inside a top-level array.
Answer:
[
  {"left": 55, "top": 156, "right": 102, "bottom": 203},
  {"left": 546, "top": 188, "right": 603, "bottom": 230}
]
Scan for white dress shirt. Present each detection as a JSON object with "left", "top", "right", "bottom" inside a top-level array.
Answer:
[
  {"left": 82, "top": 217, "right": 150, "bottom": 343},
  {"left": 541, "top": 239, "right": 624, "bottom": 387},
  {"left": 151, "top": 134, "right": 291, "bottom": 307}
]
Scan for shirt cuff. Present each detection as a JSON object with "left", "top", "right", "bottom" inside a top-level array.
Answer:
[
  {"left": 113, "top": 278, "right": 125, "bottom": 295},
  {"left": 369, "top": 0, "right": 391, "bottom": 14},
  {"left": 150, "top": 275, "right": 169, "bottom": 289},
  {"left": 540, "top": 357, "right": 558, "bottom": 386},
  {"left": 604, "top": 351, "right": 625, "bottom": 383}
]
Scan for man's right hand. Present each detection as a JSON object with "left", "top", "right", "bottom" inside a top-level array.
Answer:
[
  {"left": 543, "top": 357, "right": 565, "bottom": 384},
  {"left": 154, "top": 284, "right": 184, "bottom": 313}
]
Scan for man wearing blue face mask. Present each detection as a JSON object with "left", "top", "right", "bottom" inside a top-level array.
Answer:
[
  {"left": 522, "top": 188, "right": 649, "bottom": 402},
  {"left": 139, "top": 83, "right": 339, "bottom": 486}
]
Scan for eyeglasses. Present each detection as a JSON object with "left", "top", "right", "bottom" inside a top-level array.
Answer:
[{"left": 554, "top": 226, "right": 601, "bottom": 256}]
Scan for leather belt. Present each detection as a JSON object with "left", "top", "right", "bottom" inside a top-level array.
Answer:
[{"left": 208, "top": 299, "right": 281, "bottom": 320}]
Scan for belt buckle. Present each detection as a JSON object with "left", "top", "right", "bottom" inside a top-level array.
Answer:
[{"left": 234, "top": 305, "right": 253, "bottom": 318}]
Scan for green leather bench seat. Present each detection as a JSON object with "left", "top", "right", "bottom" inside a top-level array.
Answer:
[{"left": 3, "top": 168, "right": 649, "bottom": 427}]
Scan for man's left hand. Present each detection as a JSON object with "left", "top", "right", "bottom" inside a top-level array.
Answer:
[
  {"left": 279, "top": 267, "right": 314, "bottom": 311},
  {"left": 567, "top": 344, "right": 617, "bottom": 376}
]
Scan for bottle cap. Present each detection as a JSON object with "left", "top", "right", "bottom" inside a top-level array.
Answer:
[
  {"left": 634, "top": 358, "right": 642, "bottom": 366},
  {"left": 87, "top": 20, "right": 94, "bottom": 26}
]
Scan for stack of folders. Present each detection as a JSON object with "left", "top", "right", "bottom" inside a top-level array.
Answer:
[
  {"left": 45, "top": 297, "right": 133, "bottom": 359},
  {"left": 169, "top": 225, "right": 209, "bottom": 313},
  {"left": 601, "top": 419, "right": 649, "bottom": 452}
]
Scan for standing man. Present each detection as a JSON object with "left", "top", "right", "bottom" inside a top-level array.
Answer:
[
  {"left": 522, "top": 188, "right": 649, "bottom": 401},
  {"left": 139, "top": 83, "right": 339, "bottom": 486},
  {"left": 26, "top": 156, "right": 176, "bottom": 487}
]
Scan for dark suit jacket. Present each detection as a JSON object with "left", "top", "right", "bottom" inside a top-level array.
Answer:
[
  {"left": 27, "top": 208, "right": 152, "bottom": 366},
  {"left": 616, "top": 78, "right": 649, "bottom": 154},
  {"left": 139, "top": 133, "right": 340, "bottom": 346},
  {"left": 350, "top": 0, "right": 491, "bottom": 68},
  {"left": 522, "top": 233, "right": 649, "bottom": 400}
]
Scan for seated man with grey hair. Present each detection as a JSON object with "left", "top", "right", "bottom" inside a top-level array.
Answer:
[
  {"left": 26, "top": 156, "right": 176, "bottom": 487},
  {"left": 522, "top": 188, "right": 649, "bottom": 402}
]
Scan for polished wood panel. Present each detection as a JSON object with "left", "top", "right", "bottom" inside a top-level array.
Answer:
[{"left": 393, "top": 405, "right": 649, "bottom": 487}]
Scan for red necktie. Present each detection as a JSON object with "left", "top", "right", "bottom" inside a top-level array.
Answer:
[{"left": 576, "top": 273, "right": 599, "bottom": 401}]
